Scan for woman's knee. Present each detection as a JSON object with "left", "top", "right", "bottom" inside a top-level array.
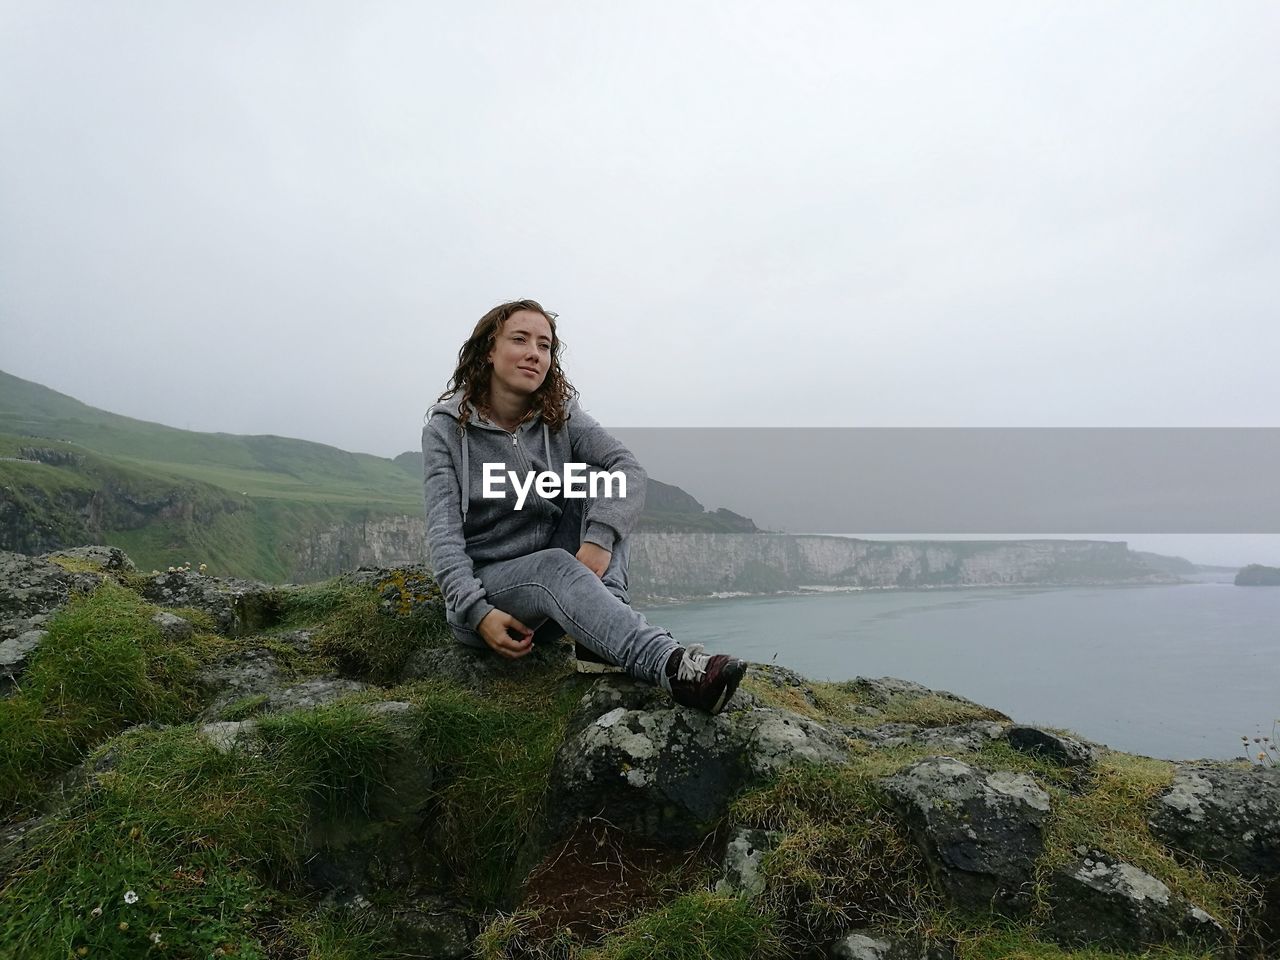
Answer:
[{"left": 530, "top": 547, "right": 592, "bottom": 579}]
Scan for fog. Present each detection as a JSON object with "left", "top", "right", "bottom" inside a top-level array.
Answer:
[{"left": 2, "top": 2, "right": 1277, "bottom": 564}]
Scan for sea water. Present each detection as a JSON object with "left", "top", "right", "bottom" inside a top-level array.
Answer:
[{"left": 638, "top": 571, "right": 1279, "bottom": 761}]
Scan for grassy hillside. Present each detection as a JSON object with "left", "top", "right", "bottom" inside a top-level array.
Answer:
[
  {"left": 0, "top": 370, "right": 421, "bottom": 508},
  {"left": 0, "top": 434, "right": 403, "bottom": 582},
  {"left": 0, "top": 369, "right": 426, "bottom": 579}
]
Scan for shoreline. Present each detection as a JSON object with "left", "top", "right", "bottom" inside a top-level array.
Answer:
[{"left": 634, "top": 575, "right": 1194, "bottom": 607}]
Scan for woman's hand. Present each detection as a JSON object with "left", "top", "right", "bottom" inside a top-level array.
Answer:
[
  {"left": 477, "top": 609, "right": 534, "bottom": 659},
  {"left": 576, "top": 542, "right": 611, "bottom": 578}
]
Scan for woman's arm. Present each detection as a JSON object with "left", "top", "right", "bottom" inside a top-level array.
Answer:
[
  {"left": 566, "top": 399, "right": 648, "bottom": 551},
  {"left": 421, "top": 418, "right": 495, "bottom": 631}
]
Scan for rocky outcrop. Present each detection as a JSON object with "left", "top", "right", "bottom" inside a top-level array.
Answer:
[
  {"left": 0, "top": 550, "right": 99, "bottom": 622},
  {"left": 1148, "top": 765, "right": 1280, "bottom": 878},
  {"left": 1046, "top": 849, "right": 1225, "bottom": 951},
  {"left": 0, "top": 630, "right": 45, "bottom": 690},
  {"left": 1131, "top": 551, "right": 1199, "bottom": 576},
  {"left": 400, "top": 635, "right": 568, "bottom": 688},
  {"left": 8, "top": 551, "right": 1280, "bottom": 958},
  {"left": 1235, "top": 563, "right": 1280, "bottom": 586},
  {"left": 830, "top": 931, "right": 954, "bottom": 960},
  {"left": 716, "top": 827, "right": 779, "bottom": 898},
  {"left": 543, "top": 675, "right": 852, "bottom": 843},
  {"left": 185, "top": 656, "right": 476, "bottom": 957},
  {"left": 1005, "top": 725, "right": 1098, "bottom": 768},
  {"left": 0, "top": 549, "right": 114, "bottom": 691},
  {"left": 880, "top": 757, "right": 1051, "bottom": 915},
  {"left": 42, "top": 545, "right": 135, "bottom": 573},
  {"left": 140, "top": 568, "right": 282, "bottom": 635},
  {"left": 195, "top": 630, "right": 371, "bottom": 723}
]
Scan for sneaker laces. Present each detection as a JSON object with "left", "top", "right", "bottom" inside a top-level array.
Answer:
[{"left": 675, "top": 644, "right": 711, "bottom": 682}]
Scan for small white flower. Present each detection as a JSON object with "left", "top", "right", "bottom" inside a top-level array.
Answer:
[
  {"left": 123, "top": 890, "right": 138, "bottom": 905},
  {"left": 150, "top": 932, "right": 162, "bottom": 944},
  {"left": 90, "top": 905, "right": 103, "bottom": 918}
]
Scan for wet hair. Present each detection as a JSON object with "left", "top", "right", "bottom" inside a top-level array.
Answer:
[{"left": 435, "top": 299, "right": 577, "bottom": 431}]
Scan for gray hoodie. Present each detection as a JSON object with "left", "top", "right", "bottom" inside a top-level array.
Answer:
[{"left": 421, "top": 391, "right": 648, "bottom": 632}]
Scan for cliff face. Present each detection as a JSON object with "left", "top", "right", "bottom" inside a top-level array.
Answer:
[
  {"left": 1, "top": 475, "right": 1175, "bottom": 593},
  {"left": 287, "top": 515, "right": 427, "bottom": 581},
  {"left": 0, "top": 450, "right": 417, "bottom": 584},
  {"left": 0, "top": 478, "right": 97, "bottom": 555},
  {"left": 278, "top": 526, "right": 1173, "bottom": 594},
  {"left": 0, "top": 448, "right": 247, "bottom": 558},
  {"left": 629, "top": 533, "right": 1175, "bottom": 596}
]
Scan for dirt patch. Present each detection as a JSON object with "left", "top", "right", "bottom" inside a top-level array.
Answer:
[{"left": 518, "top": 820, "right": 716, "bottom": 943}]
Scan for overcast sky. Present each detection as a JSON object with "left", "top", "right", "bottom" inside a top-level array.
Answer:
[{"left": 2, "top": 3, "right": 1278, "bottom": 563}]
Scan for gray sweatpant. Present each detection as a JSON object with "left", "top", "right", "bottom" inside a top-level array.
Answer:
[{"left": 448, "top": 497, "right": 680, "bottom": 686}]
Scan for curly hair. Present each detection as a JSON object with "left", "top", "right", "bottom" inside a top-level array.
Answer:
[{"left": 435, "top": 299, "right": 577, "bottom": 432}]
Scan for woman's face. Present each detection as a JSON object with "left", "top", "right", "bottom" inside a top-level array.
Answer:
[{"left": 487, "top": 309, "right": 553, "bottom": 399}]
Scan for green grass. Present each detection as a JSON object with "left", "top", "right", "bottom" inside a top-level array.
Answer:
[
  {"left": 114, "top": 454, "right": 419, "bottom": 507},
  {"left": 0, "top": 430, "right": 426, "bottom": 582},
  {"left": 730, "top": 748, "right": 941, "bottom": 946},
  {"left": 0, "top": 548, "right": 1267, "bottom": 959},
  {"left": 1030, "top": 752, "right": 1259, "bottom": 936},
  {"left": 0, "top": 369, "right": 421, "bottom": 506},
  {"left": 257, "top": 703, "right": 406, "bottom": 821},
  {"left": 0, "top": 703, "right": 412, "bottom": 959},
  {"left": 473, "top": 894, "right": 787, "bottom": 960},
  {"left": 944, "top": 921, "right": 1221, "bottom": 959},
  {"left": 275, "top": 580, "right": 354, "bottom": 627},
  {"left": 973, "top": 741, "right": 1084, "bottom": 790},
  {"left": 0, "top": 365, "right": 426, "bottom": 582},
  {"left": 0, "top": 582, "right": 207, "bottom": 816},
  {"left": 741, "top": 673, "right": 1008, "bottom": 730},
  {"left": 403, "top": 674, "right": 589, "bottom": 905},
  {"left": 0, "top": 671, "right": 584, "bottom": 957},
  {"left": 582, "top": 891, "right": 785, "bottom": 960},
  {"left": 288, "top": 576, "right": 447, "bottom": 683},
  {"left": 725, "top": 740, "right": 1260, "bottom": 959}
]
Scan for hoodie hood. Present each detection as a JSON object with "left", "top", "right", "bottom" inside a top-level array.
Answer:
[{"left": 424, "top": 390, "right": 471, "bottom": 422}]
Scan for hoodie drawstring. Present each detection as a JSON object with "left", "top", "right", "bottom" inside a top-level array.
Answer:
[{"left": 460, "top": 428, "right": 470, "bottom": 521}]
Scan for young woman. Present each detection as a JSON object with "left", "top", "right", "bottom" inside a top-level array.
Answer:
[{"left": 421, "top": 299, "right": 746, "bottom": 715}]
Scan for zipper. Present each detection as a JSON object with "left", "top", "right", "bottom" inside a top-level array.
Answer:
[
  {"left": 508, "top": 429, "right": 550, "bottom": 520},
  {"left": 509, "top": 428, "right": 530, "bottom": 485}
]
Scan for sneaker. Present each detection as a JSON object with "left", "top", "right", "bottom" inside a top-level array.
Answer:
[
  {"left": 573, "top": 639, "right": 626, "bottom": 675},
  {"left": 665, "top": 644, "right": 746, "bottom": 715}
]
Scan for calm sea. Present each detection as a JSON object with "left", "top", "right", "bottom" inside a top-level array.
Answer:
[{"left": 637, "top": 572, "right": 1279, "bottom": 761}]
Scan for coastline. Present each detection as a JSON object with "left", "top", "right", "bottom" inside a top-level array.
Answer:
[{"left": 634, "top": 575, "right": 1190, "bottom": 608}]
